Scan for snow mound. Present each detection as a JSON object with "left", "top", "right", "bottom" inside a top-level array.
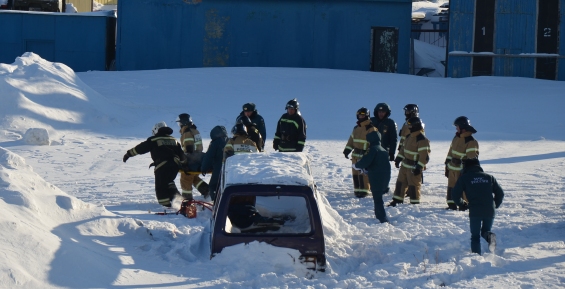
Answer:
[
  {"left": 23, "top": 128, "right": 50, "bottom": 145},
  {"left": 0, "top": 53, "right": 125, "bottom": 143}
]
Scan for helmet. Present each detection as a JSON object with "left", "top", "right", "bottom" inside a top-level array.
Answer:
[
  {"left": 285, "top": 98, "right": 299, "bottom": 110},
  {"left": 454, "top": 116, "right": 477, "bottom": 133},
  {"left": 237, "top": 115, "right": 254, "bottom": 127},
  {"left": 357, "top": 107, "right": 370, "bottom": 118},
  {"left": 407, "top": 116, "right": 424, "bottom": 132},
  {"left": 404, "top": 104, "right": 419, "bottom": 117},
  {"left": 176, "top": 113, "right": 193, "bottom": 127},
  {"left": 242, "top": 103, "right": 256, "bottom": 112},
  {"left": 152, "top": 121, "right": 167, "bottom": 136},
  {"left": 231, "top": 123, "right": 247, "bottom": 135}
]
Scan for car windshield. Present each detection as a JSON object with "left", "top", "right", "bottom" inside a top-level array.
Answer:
[{"left": 225, "top": 195, "right": 312, "bottom": 234}]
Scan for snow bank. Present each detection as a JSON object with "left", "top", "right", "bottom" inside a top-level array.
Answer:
[{"left": 23, "top": 128, "right": 50, "bottom": 145}]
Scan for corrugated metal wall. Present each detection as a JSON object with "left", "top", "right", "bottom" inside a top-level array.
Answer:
[
  {"left": 115, "top": 0, "right": 412, "bottom": 73},
  {"left": 448, "top": 0, "right": 565, "bottom": 80},
  {"left": 67, "top": 0, "right": 92, "bottom": 12},
  {"left": 0, "top": 11, "right": 115, "bottom": 72}
]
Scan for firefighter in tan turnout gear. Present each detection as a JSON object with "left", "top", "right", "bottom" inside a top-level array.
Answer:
[
  {"left": 223, "top": 123, "right": 259, "bottom": 162},
  {"left": 343, "top": 107, "right": 378, "bottom": 198},
  {"left": 176, "top": 113, "right": 210, "bottom": 200},
  {"left": 388, "top": 116, "right": 430, "bottom": 206},
  {"left": 445, "top": 116, "right": 479, "bottom": 211},
  {"left": 398, "top": 104, "right": 421, "bottom": 152}
]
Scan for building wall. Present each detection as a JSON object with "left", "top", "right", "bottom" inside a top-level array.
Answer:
[
  {"left": 0, "top": 11, "right": 115, "bottom": 72},
  {"left": 116, "top": 0, "right": 412, "bottom": 73},
  {"left": 448, "top": 0, "right": 565, "bottom": 80},
  {"left": 67, "top": 0, "right": 92, "bottom": 12}
]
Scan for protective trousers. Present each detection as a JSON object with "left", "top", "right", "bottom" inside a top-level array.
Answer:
[
  {"left": 154, "top": 162, "right": 181, "bottom": 207},
  {"left": 351, "top": 160, "right": 370, "bottom": 197},
  {"left": 392, "top": 166, "right": 421, "bottom": 204},
  {"left": 180, "top": 173, "right": 210, "bottom": 199}
]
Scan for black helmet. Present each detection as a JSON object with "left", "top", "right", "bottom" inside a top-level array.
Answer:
[
  {"left": 357, "top": 107, "right": 370, "bottom": 118},
  {"left": 404, "top": 104, "right": 419, "bottom": 118},
  {"left": 231, "top": 123, "right": 247, "bottom": 135},
  {"left": 242, "top": 103, "right": 256, "bottom": 112},
  {"left": 285, "top": 98, "right": 299, "bottom": 110},
  {"left": 454, "top": 116, "right": 477, "bottom": 133},
  {"left": 407, "top": 116, "right": 424, "bottom": 132},
  {"left": 176, "top": 113, "right": 193, "bottom": 127},
  {"left": 237, "top": 115, "right": 254, "bottom": 127}
]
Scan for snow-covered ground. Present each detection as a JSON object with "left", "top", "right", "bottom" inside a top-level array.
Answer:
[{"left": 1, "top": 52, "right": 564, "bottom": 288}]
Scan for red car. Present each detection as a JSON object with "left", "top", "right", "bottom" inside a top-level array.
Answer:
[{"left": 210, "top": 152, "right": 326, "bottom": 271}]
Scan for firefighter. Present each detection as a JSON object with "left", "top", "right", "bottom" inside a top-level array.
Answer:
[
  {"left": 236, "top": 115, "right": 264, "bottom": 151},
  {"left": 237, "top": 103, "right": 266, "bottom": 151},
  {"left": 388, "top": 117, "right": 431, "bottom": 206},
  {"left": 224, "top": 123, "right": 259, "bottom": 162},
  {"left": 397, "top": 104, "right": 420, "bottom": 152},
  {"left": 343, "top": 107, "right": 379, "bottom": 198},
  {"left": 445, "top": 116, "right": 479, "bottom": 211},
  {"left": 122, "top": 122, "right": 187, "bottom": 208},
  {"left": 370, "top": 103, "right": 398, "bottom": 161},
  {"left": 201, "top": 125, "right": 229, "bottom": 202},
  {"left": 273, "top": 98, "right": 307, "bottom": 152},
  {"left": 176, "top": 113, "right": 210, "bottom": 200}
]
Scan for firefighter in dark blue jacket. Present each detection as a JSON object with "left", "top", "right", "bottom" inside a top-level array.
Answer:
[
  {"left": 370, "top": 103, "right": 398, "bottom": 161},
  {"left": 273, "top": 98, "right": 306, "bottom": 152},
  {"left": 353, "top": 131, "right": 391, "bottom": 223},
  {"left": 201, "top": 125, "right": 229, "bottom": 201},
  {"left": 122, "top": 122, "right": 187, "bottom": 208},
  {"left": 452, "top": 158, "right": 504, "bottom": 255}
]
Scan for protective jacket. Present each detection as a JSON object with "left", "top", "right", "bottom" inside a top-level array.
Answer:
[
  {"left": 446, "top": 131, "right": 479, "bottom": 171},
  {"left": 224, "top": 134, "right": 258, "bottom": 162},
  {"left": 125, "top": 127, "right": 186, "bottom": 170},
  {"left": 354, "top": 131, "right": 391, "bottom": 192},
  {"left": 397, "top": 130, "right": 430, "bottom": 170},
  {"left": 202, "top": 126, "right": 228, "bottom": 193},
  {"left": 343, "top": 119, "right": 378, "bottom": 160},
  {"left": 273, "top": 112, "right": 306, "bottom": 152},
  {"left": 452, "top": 165, "right": 504, "bottom": 218},
  {"left": 179, "top": 125, "right": 203, "bottom": 154},
  {"left": 237, "top": 111, "right": 266, "bottom": 148},
  {"left": 370, "top": 103, "right": 398, "bottom": 158}
]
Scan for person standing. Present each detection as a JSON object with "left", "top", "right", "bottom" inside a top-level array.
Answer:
[
  {"left": 237, "top": 103, "right": 266, "bottom": 151},
  {"left": 201, "top": 125, "right": 228, "bottom": 202},
  {"left": 343, "top": 107, "right": 379, "bottom": 198},
  {"left": 122, "top": 122, "right": 187, "bottom": 208},
  {"left": 273, "top": 98, "right": 306, "bottom": 152},
  {"left": 445, "top": 116, "right": 479, "bottom": 210},
  {"left": 397, "top": 104, "right": 420, "bottom": 152},
  {"left": 353, "top": 131, "right": 391, "bottom": 223},
  {"left": 370, "top": 103, "right": 398, "bottom": 161},
  {"left": 224, "top": 123, "right": 259, "bottom": 162},
  {"left": 388, "top": 117, "right": 430, "bottom": 206},
  {"left": 176, "top": 113, "right": 209, "bottom": 200},
  {"left": 452, "top": 158, "right": 504, "bottom": 255}
]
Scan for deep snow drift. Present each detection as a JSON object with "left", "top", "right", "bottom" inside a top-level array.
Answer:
[{"left": 1, "top": 53, "right": 564, "bottom": 288}]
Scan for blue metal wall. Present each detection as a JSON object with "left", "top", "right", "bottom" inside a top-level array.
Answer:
[
  {"left": 116, "top": 0, "right": 412, "bottom": 73},
  {"left": 0, "top": 11, "right": 115, "bottom": 72},
  {"left": 448, "top": 0, "right": 565, "bottom": 80}
]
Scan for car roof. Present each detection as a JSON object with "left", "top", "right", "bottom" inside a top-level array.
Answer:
[{"left": 223, "top": 152, "right": 314, "bottom": 187}]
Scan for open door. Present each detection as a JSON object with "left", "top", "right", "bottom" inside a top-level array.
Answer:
[
  {"left": 472, "top": 0, "right": 495, "bottom": 76},
  {"left": 370, "top": 27, "right": 399, "bottom": 73}
]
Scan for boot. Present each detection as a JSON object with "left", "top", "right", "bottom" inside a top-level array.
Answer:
[
  {"left": 458, "top": 202, "right": 468, "bottom": 211},
  {"left": 446, "top": 203, "right": 457, "bottom": 210},
  {"left": 354, "top": 192, "right": 368, "bottom": 198},
  {"left": 387, "top": 199, "right": 403, "bottom": 207}
]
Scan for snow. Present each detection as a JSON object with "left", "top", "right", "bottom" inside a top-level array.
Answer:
[
  {"left": 224, "top": 152, "right": 314, "bottom": 187},
  {"left": 1, "top": 50, "right": 565, "bottom": 288}
]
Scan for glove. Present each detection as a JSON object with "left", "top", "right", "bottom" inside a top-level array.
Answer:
[
  {"left": 273, "top": 140, "right": 279, "bottom": 151},
  {"left": 344, "top": 153, "right": 349, "bottom": 159},
  {"left": 122, "top": 153, "right": 130, "bottom": 163},
  {"left": 444, "top": 165, "right": 449, "bottom": 178},
  {"left": 352, "top": 164, "right": 361, "bottom": 171},
  {"left": 412, "top": 165, "right": 422, "bottom": 176},
  {"left": 389, "top": 152, "right": 395, "bottom": 162},
  {"left": 394, "top": 156, "right": 402, "bottom": 168},
  {"left": 343, "top": 149, "right": 351, "bottom": 159}
]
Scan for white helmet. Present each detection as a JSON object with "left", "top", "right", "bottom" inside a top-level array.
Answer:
[{"left": 152, "top": 121, "right": 167, "bottom": 136}]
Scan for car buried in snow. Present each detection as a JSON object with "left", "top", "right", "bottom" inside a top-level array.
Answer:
[{"left": 210, "top": 152, "right": 326, "bottom": 271}]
